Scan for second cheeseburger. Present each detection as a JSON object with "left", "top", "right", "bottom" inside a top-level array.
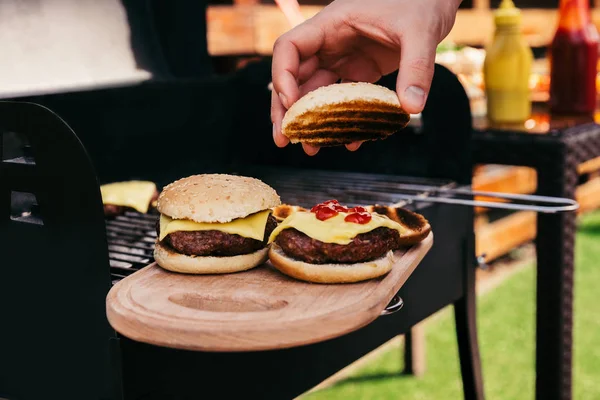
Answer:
[
  {"left": 268, "top": 200, "right": 430, "bottom": 283},
  {"left": 154, "top": 174, "right": 281, "bottom": 274}
]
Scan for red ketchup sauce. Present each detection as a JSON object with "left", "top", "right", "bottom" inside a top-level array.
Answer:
[
  {"left": 344, "top": 212, "right": 372, "bottom": 224},
  {"left": 549, "top": 0, "right": 599, "bottom": 115},
  {"left": 310, "top": 200, "right": 372, "bottom": 224}
]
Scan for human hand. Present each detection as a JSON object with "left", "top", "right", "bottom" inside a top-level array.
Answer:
[{"left": 271, "top": 0, "right": 462, "bottom": 155}]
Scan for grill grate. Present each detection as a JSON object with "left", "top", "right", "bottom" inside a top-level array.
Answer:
[
  {"left": 244, "top": 168, "right": 457, "bottom": 210},
  {"left": 106, "top": 169, "right": 454, "bottom": 282},
  {"left": 107, "top": 211, "right": 158, "bottom": 284}
]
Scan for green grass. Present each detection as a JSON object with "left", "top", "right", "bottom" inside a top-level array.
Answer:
[{"left": 303, "top": 211, "right": 600, "bottom": 400}]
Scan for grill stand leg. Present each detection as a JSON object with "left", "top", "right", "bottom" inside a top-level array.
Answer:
[
  {"left": 455, "top": 236, "right": 485, "bottom": 400},
  {"left": 535, "top": 160, "right": 576, "bottom": 400},
  {"left": 403, "top": 324, "right": 426, "bottom": 377}
]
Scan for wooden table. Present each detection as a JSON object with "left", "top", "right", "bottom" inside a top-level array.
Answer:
[{"left": 471, "top": 104, "right": 600, "bottom": 400}]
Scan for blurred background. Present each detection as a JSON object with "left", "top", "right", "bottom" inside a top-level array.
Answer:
[{"left": 1, "top": 0, "right": 599, "bottom": 399}]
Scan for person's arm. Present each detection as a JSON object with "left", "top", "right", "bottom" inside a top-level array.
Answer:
[{"left": 271, "top": 0, "right": 463, "bottom": 155}]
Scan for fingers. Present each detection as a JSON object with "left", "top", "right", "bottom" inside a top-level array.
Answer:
[
  {"left": 296, "top": 69, "right": 339, "bottom": 156},
  {"left": 396, "top": 33, "right": 437, "bottom": 115},
  {"left": 302, "top": 143, "right": 320, "bottom": 156},
  {"left": 298, "top": 56, "right": 320, "bottom": 85},
  {"left": 271, "top": 23, "right": 325, "bottom": 109},
  {"left": 271, "top": 53, "right": 318, "bottom": 149},
  {"left": 271, "top": 23, "right": 324, "bottom": 150},
  {"left": 345, "top": 141, "right": 363, "bottom": 151},
  {"left": 305, "top": 141, "right": 363, "bottom": 155},
  {"left": 334, "top": 56, "right": 383, "bottom": 84},
  {"left": 271, "top": 89, "right": 289, "bottom": 148},
  {"left": 299, "top": 69, "right": 339, "bottom": 96},
  {"left": 272, "top": 67, "right": 337, "bottom": 151},
  {"left": 273, "top": 67, "right": 366, "bottom": 155}
]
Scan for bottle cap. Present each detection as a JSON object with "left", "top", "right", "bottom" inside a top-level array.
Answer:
[{"left": 494, "top": 0, "right": 521, "bottom": 26}]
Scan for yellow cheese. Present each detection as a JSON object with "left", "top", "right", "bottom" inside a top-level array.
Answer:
[
  {"left": 159, "top": 210, "right": 271, "bottom": 241},
  {"left": 268, "top": 211, "right": 407, "bottom": 245},
  {"left": 100, "top": 181, "right": 156, "bottom": 214}
]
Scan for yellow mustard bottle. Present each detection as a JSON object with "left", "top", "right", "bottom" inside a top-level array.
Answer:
[{"left": 483, "top": 0, "right": 533, "bottom": 123}]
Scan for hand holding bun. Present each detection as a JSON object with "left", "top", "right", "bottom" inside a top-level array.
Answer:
[
  {"left": 270, "top": 0, "right": 462, "bottom": 155},
  {"left": 281, "top": 82, "right": 410, "bottom": 147}
]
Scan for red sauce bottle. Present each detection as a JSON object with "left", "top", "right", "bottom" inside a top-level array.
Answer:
[{"left": 549, "top": 0, "right": 599, "bottom": 115}]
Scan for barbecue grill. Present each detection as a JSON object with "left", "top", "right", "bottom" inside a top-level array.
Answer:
[{"left": 0, "top": 60, "right": 576, "bottom": 400}]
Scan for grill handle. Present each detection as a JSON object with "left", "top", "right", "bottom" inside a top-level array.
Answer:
[{"left": 392, "top": 188, "right": 579, "bottom": 214}]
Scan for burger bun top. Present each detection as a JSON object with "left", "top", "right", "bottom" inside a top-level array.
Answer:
[{"left": 156, "top": 174, "right": 281, "bottom": 223}]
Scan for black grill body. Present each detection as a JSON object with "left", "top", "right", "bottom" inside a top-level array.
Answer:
[
  {"left": 0, "top": 103, "right": 118, "bottom": 400},
  {"left": 0, "top": 63, "right": 482, "bottom": 400}
]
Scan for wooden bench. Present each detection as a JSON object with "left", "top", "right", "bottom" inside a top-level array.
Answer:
[{"left": 206, "top": 4, "right": 600, "bottom": 57}]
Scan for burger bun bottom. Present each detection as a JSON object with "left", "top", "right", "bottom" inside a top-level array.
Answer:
[
  {"left": 268, "top": 243, "right": 395, "bottom": 283},
  {"left": 154, "top": 241, "right": 268, "bottom": 274}
]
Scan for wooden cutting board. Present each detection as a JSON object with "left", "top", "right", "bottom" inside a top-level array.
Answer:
[{"left": 106, "top": 233, "right": 433, "bottom": 352}]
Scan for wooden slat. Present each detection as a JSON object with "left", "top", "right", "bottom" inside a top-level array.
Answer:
[
  {"left": 475, "top": 211, "right": 537, "bottom": 262},
  {"left": 576, "top": 176, "right": 600, "bottom": 214},
  {"left": 206, "top": 6, "right": 600, "bottom": 56},
  {"left": 578, "top": 156, "right": 600, "bottom": 175},
  {"left": 473, "top": 166, "right": 537, "bottom": 193},
  {"left": 472, "top": 166, "right": 538, "bottom": 213},
  {"left": 449, "top": 9, "right": 554, "bottom": 47},
  {"left": 474, "top": 214, "right": 490, "bottom": 231},
  {"left": 207, "top": 6, "right": 257, "bottom": 56},
  {"left": 253, "top": 6, "right": 321, "bottom": 54},
  {"left": 207, "top": 5, "right": 321, "bottom": 56},
  {"left": 475, "top": 176, "right": 600, "bottom": 261}
]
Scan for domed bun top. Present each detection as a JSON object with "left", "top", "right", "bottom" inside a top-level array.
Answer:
[{"left": 157, "top": 174, "right": 281, "bottom": 223}]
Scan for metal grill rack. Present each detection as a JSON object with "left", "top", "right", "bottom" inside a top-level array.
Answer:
[
  {"left": 107, "top": 211, "right": 158, "bottom": 284},
  {"left": 249, "top": 168, "right": 458, "bottom": 210},
  {"left": 248, "top": 168, "right": 579, "bottom": 213}
]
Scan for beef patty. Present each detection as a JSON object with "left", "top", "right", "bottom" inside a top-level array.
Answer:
[
  {"left": 163, "top": 215, "right": 277, "bottom": 257},
  {"left": 275, "top": 227, "right": 401, "bottom": 264}
]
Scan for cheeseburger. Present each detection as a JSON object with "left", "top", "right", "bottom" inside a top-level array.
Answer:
[
  {"left": 154, "top": 174, "right": 281, "bottom": 274},
  {"left": 268, "top": 200, "right": 430, "bottom": 283},
  {"left": 281, "top": 82, "right": 410, "bottom": 147},
  {"left": 101, "top": 180, "right": 159, "bottom": 216}
]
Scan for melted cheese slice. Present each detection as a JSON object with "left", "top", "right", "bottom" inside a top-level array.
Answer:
[
  {"left": 100, "top": 181, "right": 156, "bottom": 214},
  {"left": 159, "top": 210, "right": 271, "bottom": 241},
  {"left": 268, "top": 211, "right": 407, "bottom": 245}
]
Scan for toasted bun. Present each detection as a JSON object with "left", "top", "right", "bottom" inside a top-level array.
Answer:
[
  {"left": 268, "top": 243, "right": 395, "bottom": 283},
  {"left": 271, "top": 204, "right": 308, "bottom": 222},
  {"left": 154, "top": 241, "right": 268, "bottom": 274},
  {"left": 364, "top": 205, "right": 431, "bottom": 245},
  {"left": 156, "top": 174, "right": 281, "bottom": 223},
  {"left": 281, "top": 82, "right": 410, "bottom": 146}
]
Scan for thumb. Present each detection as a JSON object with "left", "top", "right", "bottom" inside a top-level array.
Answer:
[{"left": 396, "top": 34, "right": 437, "bottom": 114}]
